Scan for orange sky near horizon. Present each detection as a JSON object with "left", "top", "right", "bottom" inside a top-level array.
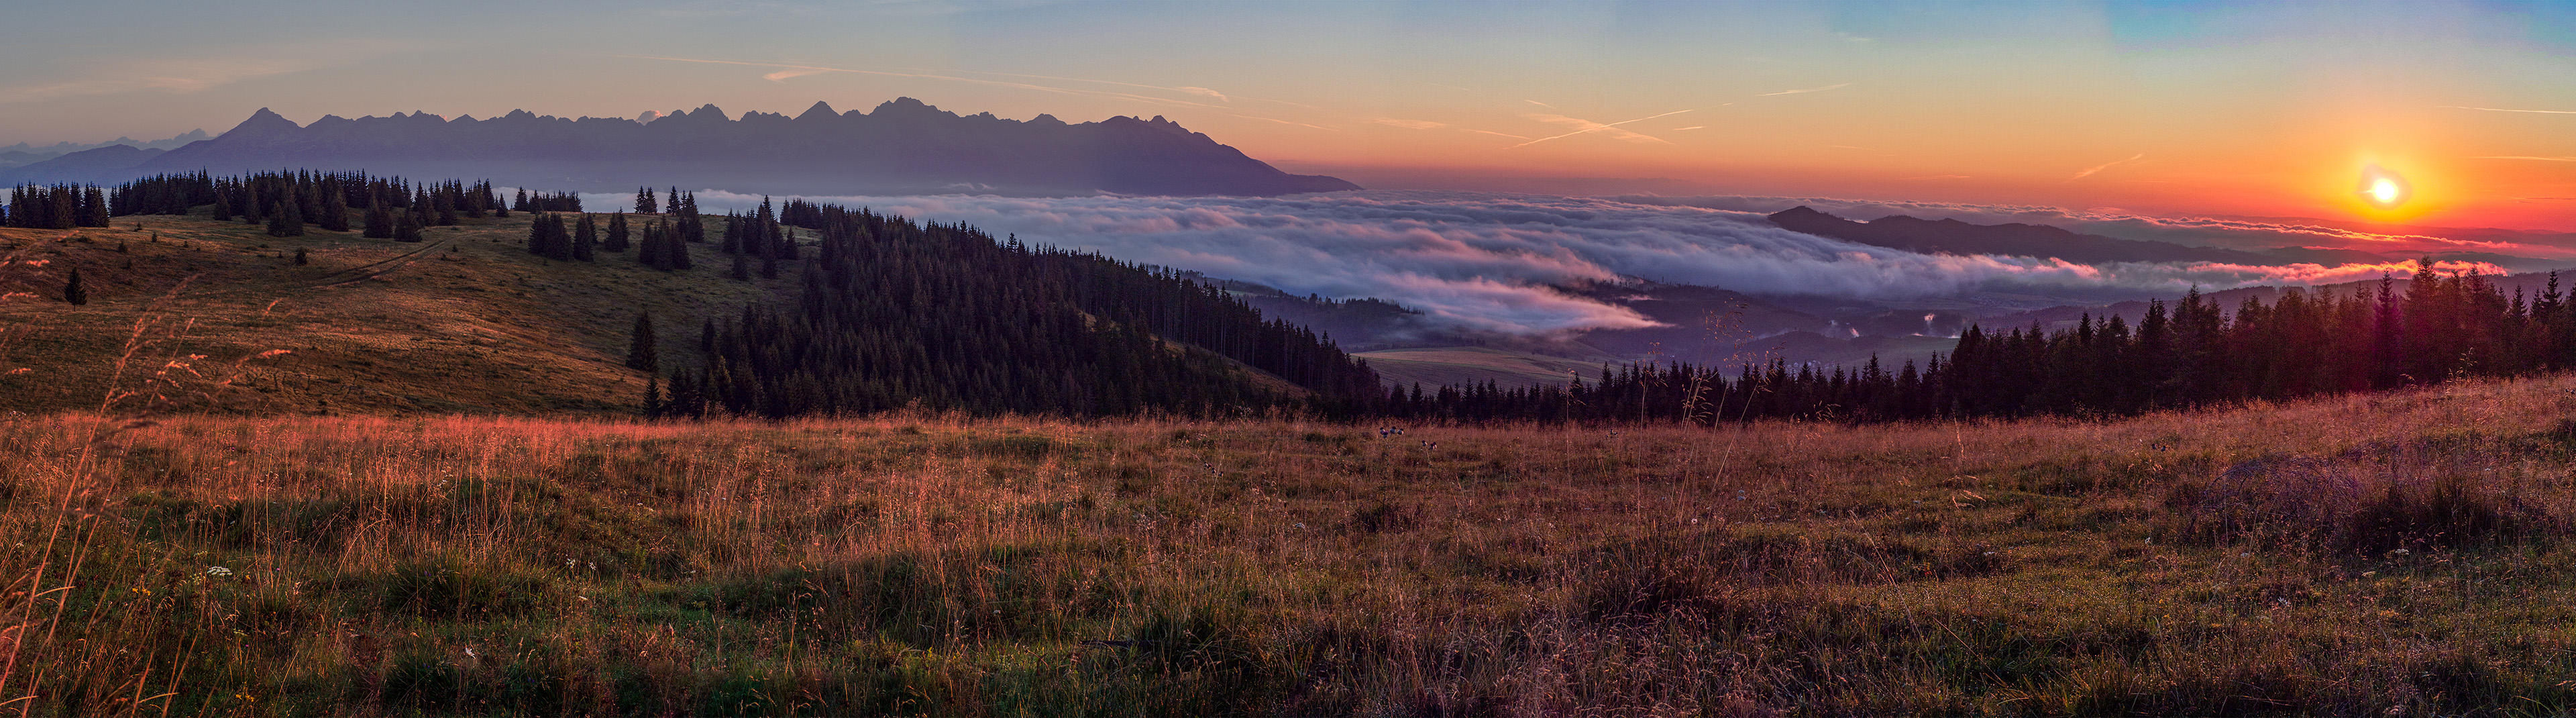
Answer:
[{"left": 0, "top": 1, "right": 2569, "bottom": 230}]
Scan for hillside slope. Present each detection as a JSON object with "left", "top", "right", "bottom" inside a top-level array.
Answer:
[
  {"left": 0, "top": 199, "right": 1382, "bottom": 418},
  {"left": 5, "top": 370, "right": 2576, "bottom": 714},
  {"left": 0, "top": 211, "right": 777, "bottom": 415}
]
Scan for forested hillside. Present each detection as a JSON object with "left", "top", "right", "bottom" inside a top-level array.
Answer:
[
  {"left": 661, "top": 199, "right": 1385, "bottom": 418},
  {"left": 1390, "top": 264, "right": 2571, "bottom": 424},
  {"left": 3, "top": 175, "right": 1385, "bottom": 419},
  {"left": 9, "top": 173, "right": 2567, "bottom": 427}
]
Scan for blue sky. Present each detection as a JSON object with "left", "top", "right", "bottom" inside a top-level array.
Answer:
[{"left": 3, "top": 1, "right": 2571, "bottom": 225}]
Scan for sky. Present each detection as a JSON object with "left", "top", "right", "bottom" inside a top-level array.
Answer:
[{"left": 2, "top": 1, "right": 2572, "bottom": 230}]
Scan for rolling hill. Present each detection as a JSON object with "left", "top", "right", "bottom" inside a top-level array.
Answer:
[{"left": 0, "top": 189, "right": 1375, "bottom": 417}]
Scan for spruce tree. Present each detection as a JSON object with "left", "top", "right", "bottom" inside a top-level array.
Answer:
[
  {"left": 527, "top": 212, "right": 553, "bottom": 256},
  {"left": 363, "top": 196, "right": 392, "bottom": 238},
  {"left": 267, "top": 185, "right": 303, "bottom": 238},
  {"left": 731, "top": 253, "right": 750, "bottom": 280},
  {"left": 392, "top": 207, "right": 423, "bottom": 242},
  {"left": 294, "top": 247, "right": 308, "bottom": 265},
  {"left": 643, "top": 374, "right": 663, "bottom": 417},
  {"left": 637, "top": 220, "right": 664, "bottom": 269},
  {"left": 79, "top": 186, "right": 107, "bottom": 227},
  {"left": 605, "top": 212, "right": 629, "bottom": 252},
  {"left": 317, "top": 177, "right": 350, "bottom": 232},
  {"left": 546, "top": 214, "right": 574, "bottom": 260},
  {"left": 62, "top": 266, "right": 87, "bottom": 305},
  {"left": 661, "top": 219, "right": 692, "bottom": 269},
  {"left": 627, "top": 313, "right": 658, "bottom": 372},
  {"left": 573, "top": 214, "right": 597, "bottom": 261}
]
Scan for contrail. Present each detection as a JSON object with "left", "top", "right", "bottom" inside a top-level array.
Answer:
[
  {"left": 2440, "top": 105, "right": 2576, "bottom": 115},
  {"left": 1507, "top": 108, "right": 1699, "bottom": 148},
  {"left": 1758, "top": 83, "right": 1853, "bottom": 96},
  {"left": 2068, "top": 152, "right": 2145, "bottom": 181},
  {"left": 920, "top": 68, "right": 1244, "bottom": 104}
]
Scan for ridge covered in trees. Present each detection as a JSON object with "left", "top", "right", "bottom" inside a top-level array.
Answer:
[
  {"left": 98, "top": 170, "right": 533, "bottom": 242},
  {"left": 53, "top": 169, "right": 2567, "bottom": 428},
  {"left": 651, "top": 201, "right": 1385, "bottom": 419},
  {"left": 1389, "top": 263, "right": 2574, "bottom": 425}
]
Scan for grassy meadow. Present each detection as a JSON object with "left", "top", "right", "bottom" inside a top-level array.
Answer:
[
  {"left": 0, "top": 211, "right": 775, "bottom": 417},
  {"left": 7, "top": 211, "right": 2576, "bottom": 715},
  {"left": 3, "top": 374, "right": 2575, "bottom": 715}
]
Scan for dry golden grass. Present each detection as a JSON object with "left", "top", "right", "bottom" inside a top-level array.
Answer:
[
  {"left": 0, "top": 211, "right": 774, "bottom": 416},
  {"left": 0, "top": 370, "right": 2572, "bottom": 715}
]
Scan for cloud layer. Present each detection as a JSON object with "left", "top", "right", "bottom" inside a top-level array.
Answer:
[{"left": 642, "top": 191, "right": 2532, "bottom": 335}]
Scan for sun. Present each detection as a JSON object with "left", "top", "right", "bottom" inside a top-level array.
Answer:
[{"left": 2358, "top": 164, "right": 2410, "bottom": 209}]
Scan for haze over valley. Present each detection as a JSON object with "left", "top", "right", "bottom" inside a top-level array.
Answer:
[{"left": 7, "top": 3, "right": 2576, "bottom": 715}]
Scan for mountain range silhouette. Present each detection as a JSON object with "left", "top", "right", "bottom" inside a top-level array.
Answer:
[{"left": 0, "top": 99, "right": 1360, "bottom": 197}]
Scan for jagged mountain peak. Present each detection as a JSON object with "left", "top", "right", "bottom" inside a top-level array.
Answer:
[
  {"left": 2, "top": 99, "right": 1363, "bottom": 197},
  {"left": 227, "top": 107, "right": 301, "bottom": 135}
]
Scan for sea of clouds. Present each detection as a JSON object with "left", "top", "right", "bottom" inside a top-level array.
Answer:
[{"left": 633, "top": 190, "right": 2518, "bottom": 335}]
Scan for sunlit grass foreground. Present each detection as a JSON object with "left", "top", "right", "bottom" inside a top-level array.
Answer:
[{"left": 5, "top": 375, "right": 2576, "bottom": 715}]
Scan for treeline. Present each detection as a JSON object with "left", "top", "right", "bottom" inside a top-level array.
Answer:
[
  {"left": 1387, "top": 264, "right": 2576, "bottom": 424},
  {"left": 644, "top": 201, "right": 1384, "bottom": 419},
  {"left": 4, "top": 184, "right": 109, "bottom": 229},
  {"left": 102, "top": 171, "right": 521, "bottom": 239},
  {"left": 512, "top": 189, "right": 583, "bottom": 213},
  {"left": 720, "top": 197, "right": 796, "bottom": 279}
]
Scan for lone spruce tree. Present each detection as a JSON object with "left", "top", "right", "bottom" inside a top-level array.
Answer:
[
  {"left": 627, "top": 312, "right": 658, "bottom": 372},
  {"left": 63, "top": 266, "right": 87, "bottom": 305}
]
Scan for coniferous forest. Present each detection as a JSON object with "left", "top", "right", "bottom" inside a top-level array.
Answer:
[
  {"left": 657, "top": 200, "right": 1387, "bottom": 419},
  {"left": 13, "top": 165, "right": 2576, "bottom": 717},
  {"left": 43, "top": 170, "right": 2575, "bottom": 429},
  {"left": 95, "top": 171, "right": 506, "bottom": 238},
  {"left": 1389, "top": 266, "right": 2571, "bottom": 425}
]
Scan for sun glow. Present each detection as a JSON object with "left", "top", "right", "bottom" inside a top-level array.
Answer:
[{"left": 2359, "top": 165, "right": 2410, "bottom": 209}]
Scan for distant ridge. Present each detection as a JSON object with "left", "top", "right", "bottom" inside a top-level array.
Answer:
[
  {"left": 1766, "top": 206, "right": 2569, "bottom": 272},
  {"left": 1767, "top": 205, "right": 2282, "bottom": 264},
  {"left": 0, "top": 99, "right": 1361, "bottom": 197}
]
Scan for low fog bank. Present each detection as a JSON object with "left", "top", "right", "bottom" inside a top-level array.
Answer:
[{"left": 619, "top": 191, "right": 2551, "bottom": 346}]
